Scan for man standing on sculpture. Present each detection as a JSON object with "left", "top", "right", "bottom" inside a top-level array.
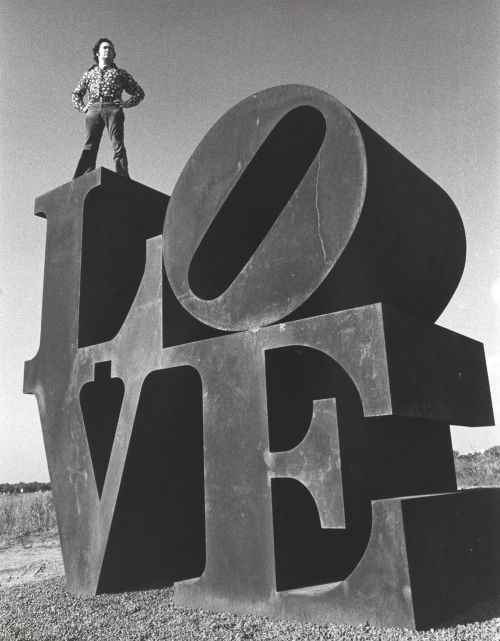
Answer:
[{"left": 72, "top": 38, "right": 144, "bottom": 179}]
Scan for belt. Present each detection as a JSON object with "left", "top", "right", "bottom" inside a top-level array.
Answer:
[{"left": 90, "top": 97, "right": 115, "bottom": 103}]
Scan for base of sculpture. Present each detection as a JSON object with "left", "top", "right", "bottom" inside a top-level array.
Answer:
[{"left": 175, "top": 488, "right": 500, "bottom": 630}]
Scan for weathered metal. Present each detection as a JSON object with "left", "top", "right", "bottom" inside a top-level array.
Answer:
[
  {"left": 24, "top": 85, "right": 498, "bottom": 630},
  {"left": 173, "top": 304, "right": 496, "bottom": 628},
  {"left": 164, "top": 85, "right": 465, "bottom": 331},
  {"left": 24, "top": 169, "right": 206, "bottom": 593}
]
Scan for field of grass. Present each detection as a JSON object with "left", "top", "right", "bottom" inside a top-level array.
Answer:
[{"left": 0, "top": 491, "right": 57, "bottom": 543}]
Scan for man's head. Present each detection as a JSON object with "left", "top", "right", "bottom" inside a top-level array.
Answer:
[{"left": 93, "top": 38, "right": 116, "bottom": 65}]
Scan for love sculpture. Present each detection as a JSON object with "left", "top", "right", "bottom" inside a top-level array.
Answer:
[{"left": 24, "top": 85, "right": 500, "bottom": 630}]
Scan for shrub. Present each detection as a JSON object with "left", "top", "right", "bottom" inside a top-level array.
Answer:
[{"left": 454, "top": 446, "right": 500, "bottom": 489}]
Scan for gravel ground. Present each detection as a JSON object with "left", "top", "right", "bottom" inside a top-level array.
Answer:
[{"left": 1, "top": 578, "right": 499, "bottom": 641}]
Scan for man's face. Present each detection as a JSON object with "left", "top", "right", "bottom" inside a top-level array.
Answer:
[{"left": 98, "top": 42, "right": 115, "bottom": 64}]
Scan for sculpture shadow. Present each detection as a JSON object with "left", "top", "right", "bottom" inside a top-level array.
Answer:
[{"left": 95, "top": 366, "right": 205, "bottom": 592}]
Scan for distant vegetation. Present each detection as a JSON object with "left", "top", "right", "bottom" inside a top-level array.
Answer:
[{"left": 0, "top": 481, "right": 51, "bottom": 495}]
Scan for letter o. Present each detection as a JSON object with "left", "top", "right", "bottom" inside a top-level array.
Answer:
[
  {"left": 163, "top": 85, "right": 366, "bottom": 331},
  {"left": 163, "top": 84, "right": 465, "bottom": 331}
]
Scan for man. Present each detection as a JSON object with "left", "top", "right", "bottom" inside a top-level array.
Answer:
[{"left": 72, "top": 38, "right": 144, "bottom": 179}]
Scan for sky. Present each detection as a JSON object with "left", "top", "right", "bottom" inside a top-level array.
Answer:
[{"left": 1, "top": 0, "right": 499, "bottom": 482}]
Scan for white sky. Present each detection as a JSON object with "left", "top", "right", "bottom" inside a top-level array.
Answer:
[{"left": 1, "top": 0, "right": 499, "bottom": 482}]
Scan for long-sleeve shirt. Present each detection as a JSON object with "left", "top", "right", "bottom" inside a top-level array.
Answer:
[{"left": 72, "top": 63, "right": 145, "bottom": 112}]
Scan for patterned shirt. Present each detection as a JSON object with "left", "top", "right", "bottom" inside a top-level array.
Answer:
[{"left": 72, "top": 64, "right": 145, "bottom": 112}]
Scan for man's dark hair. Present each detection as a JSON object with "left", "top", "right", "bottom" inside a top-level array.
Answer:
[{"left": 92, "top": 38, "right": 115, "bottom": 63}]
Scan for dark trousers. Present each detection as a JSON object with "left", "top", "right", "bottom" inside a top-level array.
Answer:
[{"left": 73, "top": 102, "right": 129, "bottom": 179}]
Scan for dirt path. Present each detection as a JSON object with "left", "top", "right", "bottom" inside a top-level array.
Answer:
[{"left": 0, "top": 532, "right": 63, "bottom": 589}]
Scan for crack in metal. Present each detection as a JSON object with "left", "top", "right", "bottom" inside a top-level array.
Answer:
[{"left": 314, "top": 152, "right": 327, "bottom": 263}]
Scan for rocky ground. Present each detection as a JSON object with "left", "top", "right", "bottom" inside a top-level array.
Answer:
[{"left": 0, "top": 533, "right": 499, "bottom": 641}]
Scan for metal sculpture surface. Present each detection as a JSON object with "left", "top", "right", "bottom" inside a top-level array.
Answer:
[{"left": 24, "top": 85, "right": 499, "bottom": 630}]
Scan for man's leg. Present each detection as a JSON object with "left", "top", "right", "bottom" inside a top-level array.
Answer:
[
  {"left": 104, "top": 106, "right": 129, "bottom": 178},
  {"left": 73, "top": 106, "right": 105, "bottom": 179}
]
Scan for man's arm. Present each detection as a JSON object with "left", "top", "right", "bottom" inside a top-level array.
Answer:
[
  {"left": 118, "top": 70, "right": 145, "bottom": 108},
  {"left": 72, "top": 72, "right": 89, "bottom": 112}
]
